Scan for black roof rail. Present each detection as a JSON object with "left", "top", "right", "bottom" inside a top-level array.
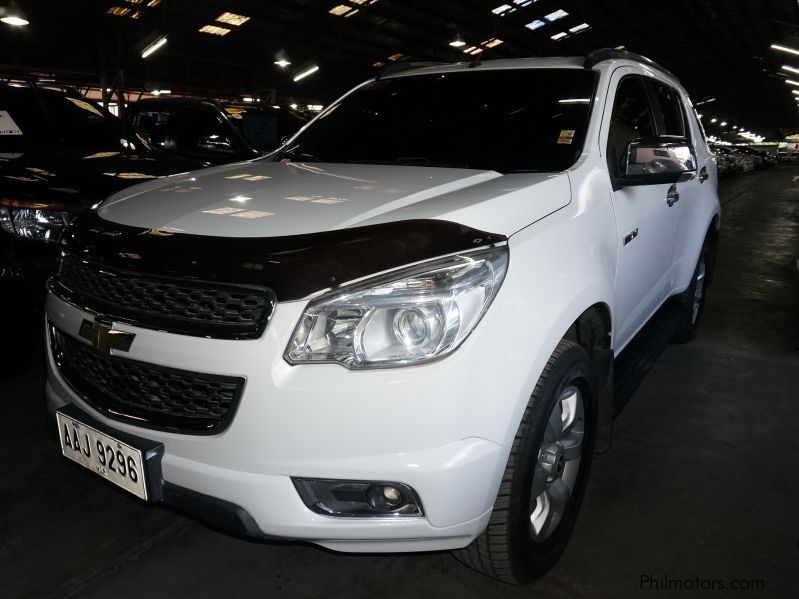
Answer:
[
  {"left": 584, "top": 48, "right": 678, "bottom": 81},
  {"left": 376, "top": 61, "right": 449, "bottom": 80}
]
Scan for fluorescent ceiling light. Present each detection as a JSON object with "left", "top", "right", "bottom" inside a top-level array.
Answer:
[
  {"left": 694, "top": 97, "right": 716, "bottom": 106},
  {"left": 387, "top": 53, "right": 405, "bottom": 61},
  {"left": 710, "top": 118, "right": 717, "bottom": 123},
  {"left": 545, "top": 9, "right": 568, "bottom": 21},
  {"left": 569, "top": 23, "right": 590, "bottom": 33},
  {"left": 551, "top": 32, "right": 568, "bottom": 41},
  {"left": 492, "top": 4, "right": 513, "bottom": 15},
  {"left": 559, "top": 98, "right": 590, "bottom": 104},
  {"left": 785, "top": 79, "right": 799, "bottom": 86},
  {"left": 781, "top": 64, "right": 799, "bottom": 74},
  {"left": 275, "top": 59, "right": 291, "bottom": 67},
  {"left": 150, "top": 89, "right": 171, "bottom": 95},
  {"left": 514, "top": 0, "right": 533, "bottom": 5},
  {"left": 525, "top": 19, "right": 546, "bottom": 30},
  {"left": 199, "top": 25, "right": 231, "bottom": 36},
  {"left": 242, "top": 97, "right": 254, "bottom": 102},
  {"left": 1, "top": 15, "right": 29, "bottom": 25},
  {"left": 771, "top": 44, "right": 799, "bottom": 56},
  {"left": 216, "top": 12, "right": 250, "bottom": 26},
  {"left": 719, "top": 121, "right": 727, "bottom": 126},
  {"left": 141, "top": 35, "right": 167, "bottom": 58},
  {"left": 293, "top": 65, "right": 319, "bottom": 82},
  {"left": 449, "top": 36, "right": 466, "bottom": 47},
  {"left": 792, "top": 90, "right": 799, "bottom": 95}
]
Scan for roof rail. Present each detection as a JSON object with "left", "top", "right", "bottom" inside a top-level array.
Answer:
[
  {"left": 376, "top": 61, "right": 449, "bottom": 80},
  {"left": 584, "top": 48, "right": 678, "bottom": 80}
]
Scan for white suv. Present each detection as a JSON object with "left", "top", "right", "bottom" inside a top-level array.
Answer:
[{"left": 46, "top": 50, "right": 720, "bottom": 584}]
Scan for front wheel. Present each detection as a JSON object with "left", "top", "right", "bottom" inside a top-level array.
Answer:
[{"left": 454, "top": 339, "right": 598, "bottom": 584}]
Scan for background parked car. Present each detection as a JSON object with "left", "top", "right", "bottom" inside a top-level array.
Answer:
[
  {"left": 0, "top": 83, "right": 204, "bottom": 296},
  {"left": 710, "top": 144, "right": 773, "bottom": 178},
  {"left": 128, "top": 98, "right": 307, "bottom": 166},
  {"left": 1, "top": 84, "right": 222, "bottom": 377}
]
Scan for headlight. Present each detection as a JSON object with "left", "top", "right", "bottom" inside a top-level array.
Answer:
[
  {"left": 0, "top": 199, "right": 71, "bottom": 243},
  {"left": 285, "top": 246, "right": 508, "bottom": 369}
]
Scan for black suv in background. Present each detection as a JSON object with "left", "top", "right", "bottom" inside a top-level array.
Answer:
[
  {"left": 0, "top": 85, "right": 197, "bottom": 375},
  {"left": 0, "top": 84, "right": 202, "bottom": 292},
  {"left": 128, "top": 98, "right": 307, "bottom": 165}
]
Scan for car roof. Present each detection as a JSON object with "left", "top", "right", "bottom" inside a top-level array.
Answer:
[
  {"left": 382, "top": 49, "right": 680, "bottom": 86},
  {"left": 383, "top": 57, "right": 585, "bottom": 79}
]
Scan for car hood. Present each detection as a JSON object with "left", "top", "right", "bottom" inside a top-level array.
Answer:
[
  {"left": 0, "top": 148, "right": 202, "bottom": 208},
  {"left": 98, "top": 160, "right": 572, "bottom": 237}
]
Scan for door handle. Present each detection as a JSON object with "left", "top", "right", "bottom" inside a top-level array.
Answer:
[
  {"left": 666, "top": 184, "right": 680, "bottom": 207},
  {"left": 699, "top": 166, "right": 708, "bottom": 183}
]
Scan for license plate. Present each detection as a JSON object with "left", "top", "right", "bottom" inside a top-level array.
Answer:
[{"left": 57, "top": 410, "right": 150, "bottom": 500}]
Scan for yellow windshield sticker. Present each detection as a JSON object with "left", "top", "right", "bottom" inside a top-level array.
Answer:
[{"left": 557, "top": 129, "right": 575, "bottom": 145}]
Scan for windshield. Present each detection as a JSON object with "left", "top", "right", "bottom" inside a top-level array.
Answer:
[
  {"left": 279, "top": 68, "right": 597, "bottom": 173},
  {"left": 0, "top": 87, "right": 122, "bottom": 152}
]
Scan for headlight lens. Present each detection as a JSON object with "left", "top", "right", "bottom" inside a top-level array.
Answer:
[
  {"left": 0, "top": 200, "right": 70, "bottom": 243},
  {"left": 285, "top": 246, "right": 508, "bottom": 369}
]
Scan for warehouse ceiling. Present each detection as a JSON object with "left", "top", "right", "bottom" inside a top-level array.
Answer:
[{"left": 3, "top": 0, "right": 799, "bottom": 138}]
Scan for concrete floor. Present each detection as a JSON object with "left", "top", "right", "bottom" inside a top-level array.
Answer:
[{"left": 1, "top": 166, "right": 798, "bottom": 599}]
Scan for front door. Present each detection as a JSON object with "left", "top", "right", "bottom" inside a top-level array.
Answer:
[{"left": 604, "top": 72, "right": 677, "bottom": 349}]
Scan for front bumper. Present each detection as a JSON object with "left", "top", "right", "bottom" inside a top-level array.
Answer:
[{"left": 44, "top": 290, "right": 523, "bottom": 552}]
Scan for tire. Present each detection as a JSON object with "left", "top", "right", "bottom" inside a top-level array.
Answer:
[
  {"left": 672, "top": 242, "right": 711, "bottom": 344},
  {"left": 454, "top": 339, "right": 598, "bottom": 584}
]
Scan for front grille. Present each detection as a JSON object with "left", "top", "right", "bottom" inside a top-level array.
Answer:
[
  {"left": 55, "top": 254, "right": 275, "bottom": 339},
  {"left": 50, "top": 326, "right": 245, "bottom": 434}
]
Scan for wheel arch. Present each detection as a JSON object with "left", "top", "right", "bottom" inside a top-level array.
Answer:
[{"left": 562, "top": 302, "right": 614, "bottom": 452}]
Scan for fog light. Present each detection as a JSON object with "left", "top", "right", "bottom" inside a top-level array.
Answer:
[
  {"left": 292, "top": 478, "right": 423, "bottom": 517},
  {"left": 367, "top": 484, "right": 404, "bottom": 511}
]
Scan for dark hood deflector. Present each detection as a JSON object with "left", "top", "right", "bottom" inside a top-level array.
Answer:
[{"left": 60, "top": 210, "right": 507, "bottom": 302}]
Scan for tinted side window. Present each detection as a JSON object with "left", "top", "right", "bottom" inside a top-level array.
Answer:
[
  {"left": 651, "top": 81, "right": 686, "bottom": 138},
  {"left": 607, "top": 76, "right": 656, "bottom": 176},
  {"left": 131, "top": 109, "right": 175, "bottom": 150}
]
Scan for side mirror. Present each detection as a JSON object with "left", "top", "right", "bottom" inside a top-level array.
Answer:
[
  {"left": 197, "top": 135, "right": 235, "bottom": 154},
  {"left": 614, "top": 138, "right": 697, "bottom": 189}
]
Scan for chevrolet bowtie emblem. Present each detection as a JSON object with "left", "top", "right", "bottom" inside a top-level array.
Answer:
[{"left": 79, "top": 318, "right": 135, "bottom": 354}]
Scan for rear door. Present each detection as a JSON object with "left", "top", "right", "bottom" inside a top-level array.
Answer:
[{"left": 603, "top": 72, "right": 677, "bottom": 348}]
